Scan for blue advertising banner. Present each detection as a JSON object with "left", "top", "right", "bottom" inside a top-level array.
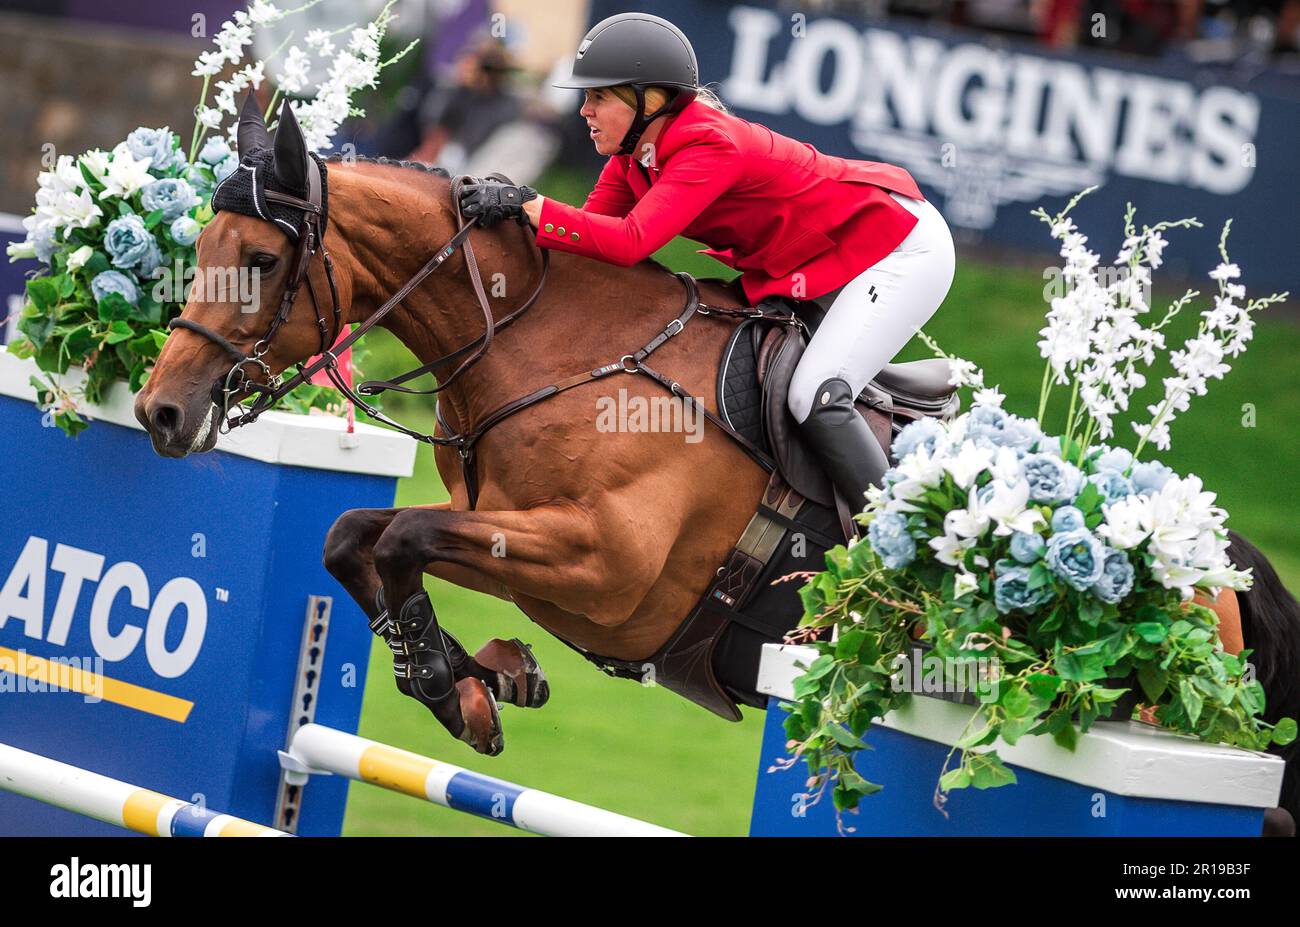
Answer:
[{"left": 586, "top": 0, "right": 1300, "bottom": 292}]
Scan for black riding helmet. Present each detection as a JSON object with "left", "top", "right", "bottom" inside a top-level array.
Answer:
[{"left": 553, "top": 12, "right": 700, "bottom": 156}]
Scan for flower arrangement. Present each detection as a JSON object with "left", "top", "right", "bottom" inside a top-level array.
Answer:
[
  {"left": 5, "top": 0, "right": 416, "bottom": 435},
  {"left": 784, "top": 190, "right": 1296, "bottom": 824}
]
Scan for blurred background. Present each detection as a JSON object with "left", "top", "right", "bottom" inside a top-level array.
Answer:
[{"left": 2, "top": 0, "right": 1296, "bottom": 835}]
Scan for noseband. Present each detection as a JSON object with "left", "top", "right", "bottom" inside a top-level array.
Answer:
[{"left": 167, "top": 162, "right": 549, "bottom": 437}]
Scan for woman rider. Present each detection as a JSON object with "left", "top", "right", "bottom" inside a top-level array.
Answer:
[{"left": 458, "top": 12, "right": 956, "bottom": 507}]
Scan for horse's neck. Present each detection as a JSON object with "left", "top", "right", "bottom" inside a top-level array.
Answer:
[{"left": 328, "top": 164, "right": 699, "bottom": 429}]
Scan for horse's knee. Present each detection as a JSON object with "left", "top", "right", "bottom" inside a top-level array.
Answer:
[
  {"left": 373, "top": 510, "right": 436, "bottom": 576},
  {"left": 323, "top": 508, "right": 383, "bottom": 579}
]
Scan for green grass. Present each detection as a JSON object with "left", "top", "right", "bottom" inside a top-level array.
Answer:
[{"left": 339, "top": 168, "right": 1300, "bottom": 836}]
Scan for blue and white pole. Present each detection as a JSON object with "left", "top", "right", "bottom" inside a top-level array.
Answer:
[
  {"left": 284, "top": 724, "right": 685, "bottom": 837},
  {"left": 0, "top": 742, "right": 290, "bottom": 837}
]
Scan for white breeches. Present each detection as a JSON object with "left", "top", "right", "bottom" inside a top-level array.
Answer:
[{"left": 787, "top": 192, "right": 956, "bottom": 423}]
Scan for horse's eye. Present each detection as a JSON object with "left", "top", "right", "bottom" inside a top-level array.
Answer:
[{"left": 249, "top": 253, "right": 278, "bottom": 271}]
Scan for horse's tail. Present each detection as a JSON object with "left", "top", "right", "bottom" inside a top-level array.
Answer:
[{"left": 1228, "top": 530, "right": 1300, "bottom": 823}]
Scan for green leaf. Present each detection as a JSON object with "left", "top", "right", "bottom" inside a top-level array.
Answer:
[
  {"left": 85, "top": 251, "right": 110, "bottom": 276},
  {"left": 1134, "top": 622, "right": 1168, "bottom": 643},
  {"left": 56, "top": 274, "right": 76, "bottom": 299},
  {"left": 969, "top": 754, "right": 1018, "bottom": 789},
  {"left": 1273, "top": 717, "right": 1297, "bottom": 746},
  {"left": 825, "top": 723, "right": 869, "bottom": 751},
  {"left": 1179, "top": 678, "right": 1204, "bottom": 726},
  {"left": 26, "top": 277, "right": 59, "bottom": 312},
  {"left": 837, "top": 766, "right": 882, "bottom": 796},
  {"left": 1026, "top": 672, "right": 1062, "bottom": 701},
  {"left": 104, "top": 320, "right": 134, "bottom": 344},
  {"left": 144, "top": 209, "right": 164, "bottom": 230},
  {"left": 116, "top": 200, "right": 135, "bottom": 218},
  {"left": 938, "top": 767, "right": 971, "bottom": 790},
  {"left": 96, "top": 291, "right": 134, "bottom": 322}
]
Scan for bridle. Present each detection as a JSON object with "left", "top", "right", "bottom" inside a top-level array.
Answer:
[
  {"left": 167, "top": 158, "right": 796, "bottom": 510},
  {"left": 168, "top": 162, "right": 549, "bottom": 445}
]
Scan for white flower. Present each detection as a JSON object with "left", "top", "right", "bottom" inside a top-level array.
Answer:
[
  {"left": 79, "top": 149, "right": 110, "bottom": 181},
  {"left": 943, "top": 502, "right": 990, "bottom": 541},
  {"left": 972, "top": 386, "right": 1004, "bottom": 408},
  {"left": 1209, "top": 262, "right": 1240, "bottom": 282},
  {"left": 941, "top": 440, "right": 994, "bottom": 490},
  {"left": 929, "top": 531, "right": 976, "bottom": 568},
  {"left": 1097, "top": 494, "right": 1153, "bottom": 549},
  {"left": 953, "top": 571, "right": 979, "bottom": 599},
  {"left": 101, "top": 147, "right": 154, "bottom": 198},
  {"left": 277, "top": 46, "right": 313, "bottom": 94},
  {"left": 1145, "top": 231, "right": 1168, "bottom": 268},
  {"left": 66, "top": 244, "right": 94, "bottom": 272},
  {"left": 983, "top": 479, "right": 1044, "bottom": 537},
  {"left": 196, "top": 106, "right": 224, "bottom": 130},
  {"left": 247, "top": 0, "right": 283, "bottom": 26},
  {"left": 6, "top": 239, "right": 36, "bottom": 260},
  {"left": 305, "top": 27, "right": 335, "bottom": 57},
  {"left": 53, "top": 187, "right": 103, "bottom": 229}
]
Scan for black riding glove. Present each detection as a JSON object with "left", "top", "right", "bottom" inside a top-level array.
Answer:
[{"left": 458, "top": 180, "right": 538, "bottom": 228}]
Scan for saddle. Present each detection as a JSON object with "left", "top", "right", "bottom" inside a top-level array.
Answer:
[
  {"left": 718, "top": 296, "right": 959, "bottom": 508},
  {"left": 575, "top": 289, "right": 962, "bottom": 722}
]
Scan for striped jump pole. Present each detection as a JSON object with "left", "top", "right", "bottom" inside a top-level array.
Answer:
[
  {"left": 0, "top": 742, "right": 290, "bottom": 837},
  {"left": 283, "top": 724, "right": 685, "bottom": 837}
]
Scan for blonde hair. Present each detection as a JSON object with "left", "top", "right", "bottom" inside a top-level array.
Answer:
[{"left": 606, "top": 84, "right": 728, "bottom": 115}]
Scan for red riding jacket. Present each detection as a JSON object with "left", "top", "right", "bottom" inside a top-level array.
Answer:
[{"left": 534, "top": 98, "right": 925, "bottom": 303}]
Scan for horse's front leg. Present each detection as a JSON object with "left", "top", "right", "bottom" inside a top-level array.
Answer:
[
  {"left": 322, "top": 506, "right": 549, "bottom": 722},
  {"left": 372, "top": 501, "right": 651, "bottom": 752}
]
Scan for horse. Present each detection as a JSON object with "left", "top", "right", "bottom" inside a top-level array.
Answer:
[
  {"left": 135, "top": 99, "right": 865, "bottom": 757},
  {"left": 134, "top": 103, "right": 1298, "bottom": 837}
]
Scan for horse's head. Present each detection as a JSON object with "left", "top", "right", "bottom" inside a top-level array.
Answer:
[{"left": 134, "top": 95, "right": 337, "bottom": 457}]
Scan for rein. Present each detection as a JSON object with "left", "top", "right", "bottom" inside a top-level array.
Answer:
[{"left": 169, "top": 161, "right": 801, "bottom": 509}]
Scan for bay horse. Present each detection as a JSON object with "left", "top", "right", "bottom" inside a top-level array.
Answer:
[{"left": 134, "top": 102, "right": 1296, "bottom": 835}]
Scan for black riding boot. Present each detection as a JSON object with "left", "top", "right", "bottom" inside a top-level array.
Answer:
[{"left": 797, "top": 376, "right": 890, "bottom": 513}]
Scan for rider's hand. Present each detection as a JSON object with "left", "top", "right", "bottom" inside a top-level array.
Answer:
[{"left": 458, "top": 180, "right": 538, "bottom": 228}]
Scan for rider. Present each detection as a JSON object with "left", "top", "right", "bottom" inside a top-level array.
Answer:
[{"left": 458, "top": 12, "right": 956, "bottom": 507}]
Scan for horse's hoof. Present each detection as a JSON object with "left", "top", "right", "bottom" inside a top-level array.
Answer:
[
  {"left": 456, "top": 678, "right": 504, "bottom": 756},
  {"left": 475, "top": 638, "right": 550, "bottom": 709}
]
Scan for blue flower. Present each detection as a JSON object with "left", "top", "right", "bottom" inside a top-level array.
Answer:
[
  {"left": 999, "top": 416, "right": 1045, "bottom": 456},
  {"left": 868, "top": 512, "right": 916, "bottom": 570},
  {"left": 126, "top": 126, "right": 182, "bottom": 172},
  {"left": 1088, "top": 470, "right": 1133, "bottom": 504},
  {"left": 1091, "top": 547, "right": 1135, "bottom": 604},
  {"left": 1050, "top": 505, "right": 1085, "bottom": 533},
  {"left": 141, "top": 178, "right": 199, "bottom": 222},
  {"left": 30, "top": 224, "right": 58, "bottom": 265},
  {"left": 994, "top": 562, "right": 1054, "bottom": 614},
  {"left": 170, "top": 216, "right": 201, "bottom": 247},
  {"left": 1022, "top": 453, "right": 1083, "bottom": 504},
  {"left": 1045, "top": 528, "right": 1106, "bottom": 590},
  {"left": 198, "top": 136, "right": 232, "bottom": 166},
  {"left": 1009, "top": 531, "right": 1045, "bottom": 564},
  {"left": 185, "top": 164, "right": 214, "bottom": 199},
  {"left": 1130, "top": 460, "right": 1175, "bottom": 495},
  {"left": 90, "top": 270, "right": 139, "bottom": 306},
  {"left": 213, "top": 155, "right": 239, "bottom": 182},
  {"left": 892, "top": 417, "right": 946, "bottom": 460},
  {"left": 104, "top": 214, "right": 162, "bottom": 275},
  {"left": 1093, "top": 445, "right": 1134, "bottom": 474}
]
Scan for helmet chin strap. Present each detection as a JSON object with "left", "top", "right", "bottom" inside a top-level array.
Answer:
[{"left": 616, "top": 84, "right": 695, "bottom": 157}]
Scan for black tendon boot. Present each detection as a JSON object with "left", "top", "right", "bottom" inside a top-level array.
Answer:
[
  {"left": 387, "top": 590, "right": 465, "bottom": 739},
  {"left": 797, "top": 376, "right": 890, "bottom": 513}
]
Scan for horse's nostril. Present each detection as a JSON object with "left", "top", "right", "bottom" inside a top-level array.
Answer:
[{"left": 149, "top": 402, "right": 183, "bottom": 440}]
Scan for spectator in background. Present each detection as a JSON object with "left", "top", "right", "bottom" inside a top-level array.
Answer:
[{"left": 407, "top": 37, "right": 522, "bottom": 169}]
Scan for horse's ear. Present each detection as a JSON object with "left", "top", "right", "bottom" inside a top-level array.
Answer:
[
  {"left": 236, "top": 92, "right": 270, "bottom": 159},
  {"left": 272, "top": 99, "right": 309, "bottom": 194}
]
